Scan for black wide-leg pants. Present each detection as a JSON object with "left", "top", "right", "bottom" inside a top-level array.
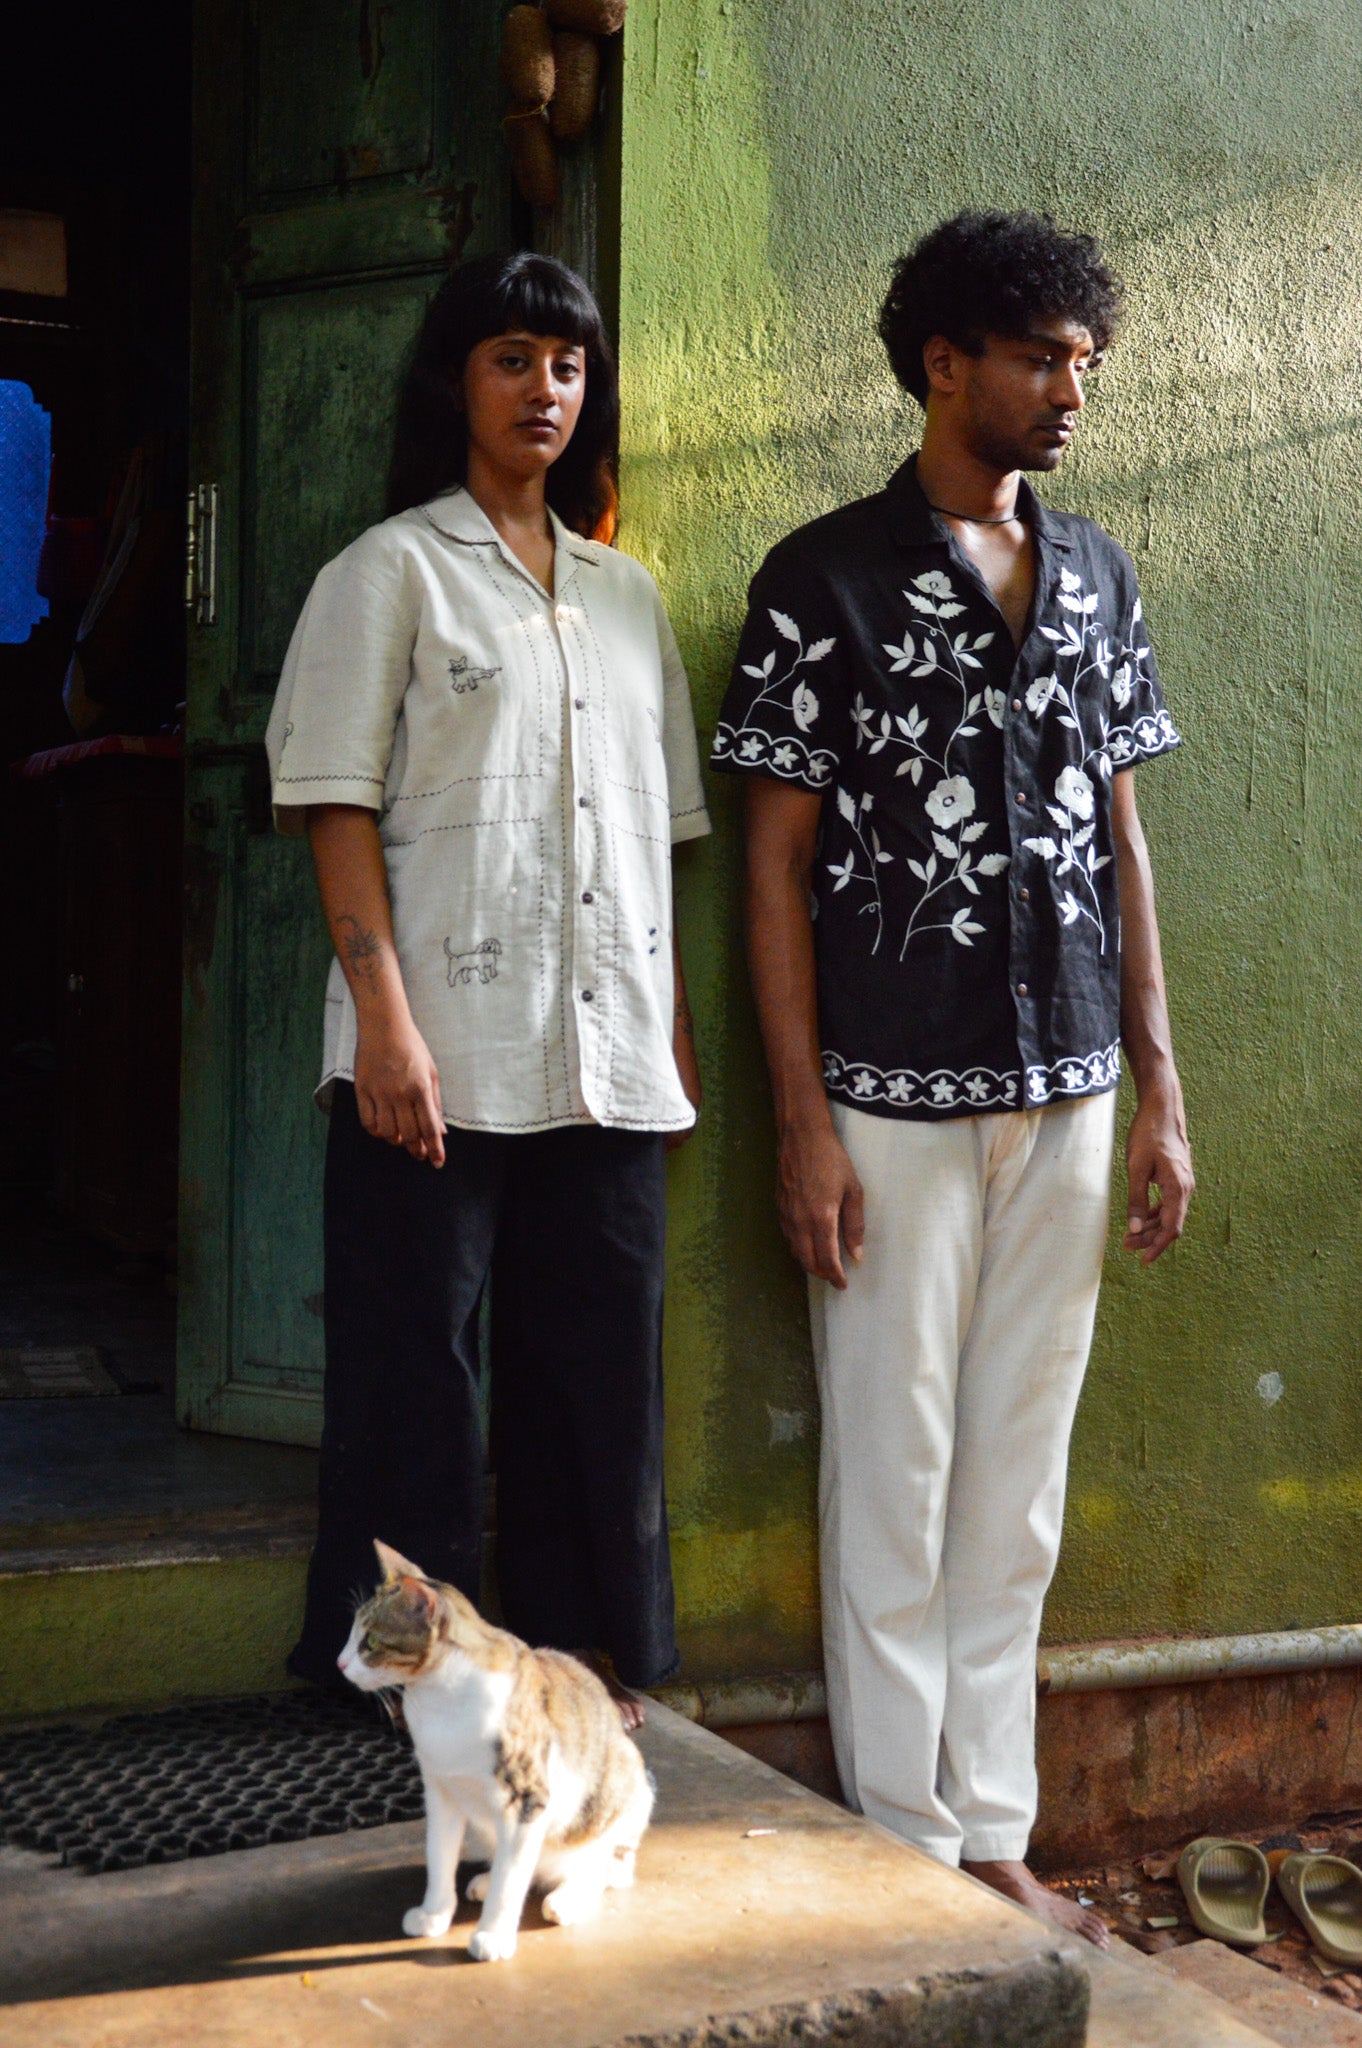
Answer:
[{"left": 290, "top": 1083, "right": 678, "bottom": 1690}]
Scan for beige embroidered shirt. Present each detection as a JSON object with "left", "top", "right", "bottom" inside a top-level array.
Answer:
[{"left": 265, "top": 488, "right": 711, "bottom": 1133}]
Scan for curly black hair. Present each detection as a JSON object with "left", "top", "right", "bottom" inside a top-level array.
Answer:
[
  {"left": 879, "top": 211, "right": 1123, "bottom": 406},
  {"left": 387, "top": 251, "right": 619, "bottom": 541}
]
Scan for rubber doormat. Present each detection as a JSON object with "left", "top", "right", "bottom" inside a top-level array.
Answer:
[
  {"left": 0, "top": 1691, "right": 424, "bottom": 1872},
  {"left": 0, "top": 1347, "right": 119, "bottom": 1397}
]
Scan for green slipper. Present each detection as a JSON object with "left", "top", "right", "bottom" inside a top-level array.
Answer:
[
  {"left": 1276, "top": 1851, "right": 1362, "bottom": 1965},
  {"left": 1177, "top": 1837, "right": 1271, "bottom": 1946}
]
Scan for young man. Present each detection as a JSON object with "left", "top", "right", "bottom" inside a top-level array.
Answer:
[{"left": 712, "top": 212, "right": 1192, "bottom": 1947}]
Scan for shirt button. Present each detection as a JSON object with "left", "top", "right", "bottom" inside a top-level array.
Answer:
[
  {"left": 580, "top": 988, "right": 594, "bottom": 1002},
  {"left": 578, "top": 795, "right": 590, "bottom": 808},
  {"left": 581, "top": 890, "right": 594, "bottom": 905},
  {"left": 1017, "top": 982, "right": 1029, "bottom": 997},
  {"left": 1012, "top": 697, "right": 1022, "bottom": 712},
  {"left": 1014, "top": 791, "right": 1027, "bottom": 807},
  {"left": 574, "top": 697, "right": 585, "bottom": 710},
  {"left": 556, "top": 605, "right": 568, "bottom": 623},
  {"left": 1019, "top": 886, "right": 1030, "bottom": 903}
]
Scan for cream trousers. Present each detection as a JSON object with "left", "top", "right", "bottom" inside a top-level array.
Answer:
[{"left": 810, "top": 1091, "right": 1116, "bottom": 1866}]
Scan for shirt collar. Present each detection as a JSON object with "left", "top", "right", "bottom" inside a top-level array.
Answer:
[
  {"left": 884, "top": 453, "right": 1076, "bottom": 552},
  {"left": 419, "top": 486, "right": 598, "bottom": 590}
]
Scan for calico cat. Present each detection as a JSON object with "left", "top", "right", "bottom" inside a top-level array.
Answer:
[{"left": 339, "top": 1541, "right": 654, "bottom": 1962}]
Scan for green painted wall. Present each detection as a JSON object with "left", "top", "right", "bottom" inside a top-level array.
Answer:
[{"left": 620, "top": 0, "right": 1362, "bottom": 1675}]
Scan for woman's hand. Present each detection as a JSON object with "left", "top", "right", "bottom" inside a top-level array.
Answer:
[{"left": 354, "top": 1014, "right": 447, "bottom": 1167}]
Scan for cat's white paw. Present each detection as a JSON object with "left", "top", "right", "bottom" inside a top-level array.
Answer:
[
  {"left": 541, "top": 1882, "right": 604, "bottom": 1926},
  {"left": 464, "top": 1870, "right": 490, "bottom": 1903},
  {"left": 467, "top": 1924, "right": 518, "bottom": 1962},
  {"left": 402, "top": 1906, "right": 453, "bottom": 1939}
]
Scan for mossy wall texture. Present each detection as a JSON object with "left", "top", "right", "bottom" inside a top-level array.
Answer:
[{"left": 619, "top": 0, "right": 1362, "bottom": 1676}]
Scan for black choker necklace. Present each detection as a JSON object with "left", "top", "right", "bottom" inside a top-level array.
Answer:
[{"left": 927, "top": 500, "right": 1020, "bottom": 526}]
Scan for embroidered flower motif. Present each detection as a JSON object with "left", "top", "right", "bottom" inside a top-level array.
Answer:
[
  {"left": 930, "top": 1077, "right": 957, "bottom": 1104},
  {"left": 984, "top": 687, "right": 1006, "bottom": 729},
  {"left": 809, "top": 757, "right": 832, "bottom": 781},
  {"left": 886, "top": 1074, "right": 913, "bottom": 1102},
  {"left": 917, "top": 570, "right": 953, "bottom": 597},
  {"left": 1028, "top": 1071, "right": 1050, "bottom": 1101},
  {"left": 1060, "top": 1063, "right": 1087, "bottom": 1090},
  {"left": 1055, "top": 765, "right": 1094, "bottom": 819},
  {"left": 924, "top": 775, "right": 976, "bottom": 830},
  {"left": 1110, "top": 661, "right": 1133, "bottom": 710},
  {"left": 965, "top": 1075, "right": 991, "bottom": 1101},
  {"left": 772, "top": 743, "right": 797, "bottom": 770},
  {"left": 792, "top": 682, "right": 819, "bottom": 732},
  {"left": 740, "top": 736, "right": 763, "bottom": 761},
  {"left": 1026, "top": 674, "right": 1058, "bottom": 715},
  {"left": 852, "top": 1071, "right": 876, "bottom": 1097}
]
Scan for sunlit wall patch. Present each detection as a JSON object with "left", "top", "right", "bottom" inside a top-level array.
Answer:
[
  {"left": 1257, "top": 1371, "right": 1285, "bottom": 1407},
  {"left": 0, "top": 381, "right": 51, "bottom": 645}
]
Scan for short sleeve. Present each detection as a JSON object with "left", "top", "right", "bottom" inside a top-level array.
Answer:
[
  {"left": 265, "top": 529, "right": 417, "bottom": 837},
  {"left": 711, "top": 549, "right": 844, "bottom": 790},
  {"left": 1105, "top": 569, "right": 1180, "bottom": 770},
  {"left": 650, "top": 584, "right": 712, "bottom": 846}
]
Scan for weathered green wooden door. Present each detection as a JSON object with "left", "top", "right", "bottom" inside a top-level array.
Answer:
[{"left": 178, "top": 0, "right": 513, "bottom": 1444}]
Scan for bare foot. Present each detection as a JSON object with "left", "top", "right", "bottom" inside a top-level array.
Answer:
[
  {"left": 962, "top": 1858, "right": 1111, "bottom": 1950},
  {"left": 577, "top": 1652, "right": 647, "bottom": 1732}
]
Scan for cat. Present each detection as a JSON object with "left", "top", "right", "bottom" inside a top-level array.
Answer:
[{"left": 338, "top": 1540, "right": 654, "bottom": 1962}]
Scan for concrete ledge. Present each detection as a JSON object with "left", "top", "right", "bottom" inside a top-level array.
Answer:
[{"left": 0, "top": 1704, "right": 1091, "bottom": 2047}]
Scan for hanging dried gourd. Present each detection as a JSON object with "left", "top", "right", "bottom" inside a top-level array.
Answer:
[
  {"left": 545, "top": 0, "right": 626, "bottom": 35},
  {"left": 504, "top": 106, "right": 560, "bottom": 209},
  {"left": 501, "top": 5, "right": 556, "bottom": 107},
  {"left": 549, "top": 32, "right": 600, "bottom": 142}
]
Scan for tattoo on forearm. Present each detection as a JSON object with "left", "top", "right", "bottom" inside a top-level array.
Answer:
[{"left": 337, "top": 913, "right": 383, "bottom": 983}]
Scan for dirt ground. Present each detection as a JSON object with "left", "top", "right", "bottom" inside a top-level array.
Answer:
[{"left": 1046, "top": 1810, "right": 1362, "bottom": 2012}]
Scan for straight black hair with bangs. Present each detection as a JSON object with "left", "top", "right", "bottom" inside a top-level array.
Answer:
[{"left": 386, "top": 251, "right": 619, "bottom": 541}]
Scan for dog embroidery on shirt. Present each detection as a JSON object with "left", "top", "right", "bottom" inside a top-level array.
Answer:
[
  {"left": 449, "top": 655, "right": 501, "bottom": 693},
  {"left": 445, "top": 937, "right": 503, "bottom": 987}
]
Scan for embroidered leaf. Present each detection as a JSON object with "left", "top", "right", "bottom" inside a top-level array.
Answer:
[
  {"left": 741, "top": 664, "right": 767, "bottom": 679},
  {"left": 976, "top": 852, "right": 1011, "bottom": 875},
  {"left": 907, "top": 593, "right": 937, "bottom": 615},
  {"left": 974, "top": 631, "right": 996, "bottom": 650},
  {"left": 958, "top": 653, "right": 982, "bottom": 669},
  {"left": 1039, "top": 627, "right": 1063, "bottom": 642},
  {"left": 911, "top": 758, "right": 923, "bottom": 783},
  {"left": 1046, "top": 804, "right": 1072, "bottom": 830},
  {"left": 805, "top": 637, "right": 836, "bottom": 662},
  {"left": 937, "top": 602, "right": 965, "bottom": 620},
  {"left": 1060, "top": 891, "right": 1081, "bottom": 925},
  {"left": 836, "top": 787, "right": 857, "bottom": 824},
  {"left": 869, "top": 737, "right": 887, "bottom": 754},
  {"left": 925, "top": 853, "right": 938, "bottom": 883},
  {"left": 770, "top": 609, "right": 801, "bottom": 642},
  {"left": 908, "top": 857, "right": 927, "bottom": 880},
  {"left": 1022, "top": 835, "right": 1058, "bottom": 859},
  {"left": 1057, "top": 856, "right": 1073, "bottom": 876},
  {"left": 1060, "top": 568, "right": 1082, "bottom": 592},
  {"left": 896, "top": 759, "right": 916, "bottom": 776},
  {"left": 1073, "top": 823, "right": 1095, "bottom": 848},
  {"left": 1132, "top": 597, "right": 1143, "bottom": 625},
  {"left": 1058, "top": 593, "right": 1085, "bottom": 613},
  {"left": 932, "top": 833, "right": 958, "bottom": 859},
  {"left": 1081, "top": 592, "right": 1100, "bottom": 613},
  {"left": 832, "top": 872, "right": 852, "bottom": 891},
  {"left": 1059, "top": 715, "right": 1080, "bottom": 731},
  {"left": 1087, "top": 843, "right": 1097, "bottom": 874},
  {"left": 1092, "top": 853, "right": 1112, "bottom": 871},
  {"left": 956, "top": 725, "right": 980, "bottom": 737},
  {"left": 961, "top": 820, "right": 988, "bottom": 842},
  {"left": 960, "top": 873, "right": 980, "bottom": 894},
  {"left": 877, "top": 849, "right": 894, "bottom": 863},
  {"left": 762, "top": 650, "right": 776, "bottom": 676},
  {"left": 861, "top": 791, "right": 874, "bottom": 810},
  {"left": 954, "top": 633, "right": 968, "bottom": 652}
]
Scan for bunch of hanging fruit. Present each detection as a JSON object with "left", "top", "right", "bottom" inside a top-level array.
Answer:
[{"left": 501, "top": 0, "right": 626, "bottom": 210}]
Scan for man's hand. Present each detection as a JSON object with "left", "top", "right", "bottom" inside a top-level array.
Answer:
[
  {"left": 777, "top": 1120, "right": 865, "bottom": 1288},
  {"left": 354, "top": 1018, "right": 447, "bottom": 1168},
  {"left": 1123, "top": 1084, "right": 1192, "bottom": 1263}
]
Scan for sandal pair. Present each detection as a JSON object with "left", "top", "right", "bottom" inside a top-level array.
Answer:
[{"left": 1178, "top": 1835, "right": 1362, "bottom": 1963}]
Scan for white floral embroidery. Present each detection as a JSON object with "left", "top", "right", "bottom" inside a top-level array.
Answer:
[
  {"left": 822, "top": 1053, "right": 1024, "bottom": 1113},
  {"left": 924, "top": 775, "right": 976, "bottom": 830},
  {"left": 712, "top": 606, "right": 837, "bottom": 785},
  {"left": 826, "top": 787, "right": 894, "bottom": 952},
  {"left": 1023, "top": 765, "right": 1113, "bottom": 947},
  {"left": 1055, "top": 764, "right": 1094, "bottom": 820}
]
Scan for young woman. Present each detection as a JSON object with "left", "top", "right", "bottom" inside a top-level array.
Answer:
[{"left": 266, "top": 253, "right": 709, "bottom": 1721}]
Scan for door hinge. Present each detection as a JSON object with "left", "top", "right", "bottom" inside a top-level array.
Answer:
[{"left": 185, "top": 483, "right": 219, "bottom": 626}]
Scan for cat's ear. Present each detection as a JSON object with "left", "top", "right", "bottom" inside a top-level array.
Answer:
[{"left": 374, "top": 1538, "right": 425, "bottom": 1584}]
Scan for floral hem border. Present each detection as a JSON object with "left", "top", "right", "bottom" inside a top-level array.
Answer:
[
  {"left": 712, "top": 722, "right": 835, "bottom": 785},
  {"left": 824, "top": 1042, "right": 1121, "bottom": 1115},
  {"left": 1106, "top": 709, "right": 1180, "bottom": 769}
]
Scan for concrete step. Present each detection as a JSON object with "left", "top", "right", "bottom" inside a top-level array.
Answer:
[
  {"left": 1150, "top": 1939, "right": 1362, "bottom": 2045},
  {"left": 0, "top": 1701, "right": 1280, "bottom": 2047}
]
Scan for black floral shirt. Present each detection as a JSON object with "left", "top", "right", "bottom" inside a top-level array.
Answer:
[{"left": 712, "top": 456, "right": 1180, "bottom": 1120}]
